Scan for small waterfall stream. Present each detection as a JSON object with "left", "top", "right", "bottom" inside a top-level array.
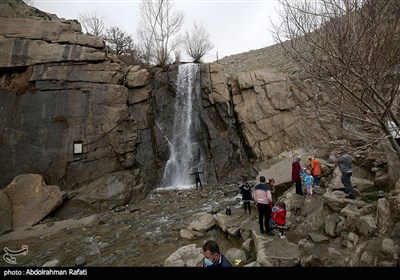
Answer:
[{"left": 161, "top": 63, "right": 206, "bottom": 188}]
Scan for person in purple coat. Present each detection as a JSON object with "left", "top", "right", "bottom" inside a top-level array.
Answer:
[{"left": 292, "top": 155, "right": 303, "bottom": 195}]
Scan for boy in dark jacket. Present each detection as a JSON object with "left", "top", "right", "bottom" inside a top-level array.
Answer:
[
  {"left": 239, "top": 177, "right": 253, "bottom": 214},
  {"left": 189, "top": 168, "right": 204, "bottom": 190}
]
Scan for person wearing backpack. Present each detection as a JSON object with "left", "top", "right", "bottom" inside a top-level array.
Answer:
[{"left": 301, "top": 168, "right": 314, "bottom": 196}]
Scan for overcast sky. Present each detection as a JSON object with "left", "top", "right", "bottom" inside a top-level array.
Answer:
[{"left": 32, "top": 0, "right": 281, "bottom": 62}]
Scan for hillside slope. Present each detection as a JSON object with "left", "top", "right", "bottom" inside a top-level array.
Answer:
[{"left": 218, "top": 42, "right": 299, "bottom": 77}]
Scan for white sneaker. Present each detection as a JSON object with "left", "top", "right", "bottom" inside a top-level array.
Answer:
[
  {"left": 280, "top": 235, "right": 286, "bottom": 239},
  {"left": 278, "top": 232, "right": 282, "bottom": 236}
]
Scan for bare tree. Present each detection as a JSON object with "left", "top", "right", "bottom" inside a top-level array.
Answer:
[
  {"left": 104, "top": 26, "right": 134, "bottom": 55},
  {"left": 184, "top": 22, "right": 214, "bottom": 63},
  {"left": 137, "top": 0, "right": 184, "bottom": 67},
  {"left": 103, "top": 26, "right": 146, "bottom": 67},
  {"left": 274, "top": 0, "right": 400, "bottom": 158},
  {"left": 79, "top": 11, "right": 105, "bottom": 37}
]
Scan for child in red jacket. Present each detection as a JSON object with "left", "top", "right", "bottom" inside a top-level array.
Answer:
[{"left": 271, "top": 202, "right": 287, "bottom": 239}]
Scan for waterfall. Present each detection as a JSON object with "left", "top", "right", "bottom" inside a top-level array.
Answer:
[{"left": 161, "top": 63, "right": 205, "bottom": 189}]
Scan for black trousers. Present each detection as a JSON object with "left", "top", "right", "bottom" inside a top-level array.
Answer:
[
  {"left": 295, "top": 181, "right": 303, "bottom": 195},
  {"left": 195, "top": 178, "right": 202, "bottom": 189},
  {"left": 257, "top": 203, "right": 272, "bottom": 233},
  {"left": 243, "top": 201, "right": 251, "bottom": 213}
]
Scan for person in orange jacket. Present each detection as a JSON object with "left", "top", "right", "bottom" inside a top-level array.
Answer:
[{"left": 308, "top": 156, "right": 322, "bottom": 187}]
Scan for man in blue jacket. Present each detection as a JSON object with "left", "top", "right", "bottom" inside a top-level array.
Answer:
[{"left": 200, "top": 240, "right": 233, "bottom": 267}]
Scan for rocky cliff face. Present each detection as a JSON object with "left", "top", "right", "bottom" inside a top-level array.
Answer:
[
  {"left": 0, "top": 0, "right": 341, "bottom": 205},
  {"left": 0, "top": 1, "right": 149, "bottom": 198}
]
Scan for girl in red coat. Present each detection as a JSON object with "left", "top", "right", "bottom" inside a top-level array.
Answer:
[{"left": 272, "top": 202, "right": 287, "bottom": 239}]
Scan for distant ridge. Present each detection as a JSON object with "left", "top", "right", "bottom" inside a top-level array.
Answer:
[{"left": 218, "top": 42, "right": 299, "bottom": 77}]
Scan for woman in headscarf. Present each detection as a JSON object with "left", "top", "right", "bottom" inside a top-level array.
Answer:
[{"left": 292, "top": 155, "right": 303, "bottom": 195}]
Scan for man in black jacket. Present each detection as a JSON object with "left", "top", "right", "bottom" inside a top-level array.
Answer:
[
  {"left": 189, "top": 168, "right": 203, "bottom": 190},
  {"left": 239, "top": 177, "right": 253, "bottom": 214}
]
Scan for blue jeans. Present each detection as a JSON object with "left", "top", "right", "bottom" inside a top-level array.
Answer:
[{"left": 341, "top": 172, "right": 355, "bottom": 197}]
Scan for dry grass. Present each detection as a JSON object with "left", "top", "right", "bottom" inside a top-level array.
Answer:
[{"left": 0, "top": 66, "right": 35, "bottom": 95}]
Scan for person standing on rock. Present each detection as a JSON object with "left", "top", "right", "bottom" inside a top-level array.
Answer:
[
  {"left": 266, "top": 178, "right": 276, "bottom": 230},
  {"left": 239, "top": 177, "right": 253, "bottom": 214},
  {"left": 337, "top": 151, "right": 356, "bottom": 199},
  {"left": 300, "top": 168, "right": 314, "bottom": 196},
  {"left": 308, "top": 156, "right": 322, "bottom": 187},
  {"left": 271, "top": 201, "right": 287, "bottom": 239},
  {"left": 253, "top": 176, "right": 274, "bottom": 235},
  {"left": 190, "top": 168, "right": 204, "bottom": 190},
  {"left": 292, "top": 155, "right": 304, "bottom": 195},
  {"left": 199, "top": 240, "right": 233, "bottom": 267}
]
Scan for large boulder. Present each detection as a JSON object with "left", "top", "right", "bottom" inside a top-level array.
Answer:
[
  {"left": 4, "top": 174, "right": 66, "bottom": 227},
  {"left": 0, "top": 191, "right": 13, "bottom": 234}
]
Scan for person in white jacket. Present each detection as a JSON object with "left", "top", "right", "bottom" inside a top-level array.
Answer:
[{"left": 253, "top": 176, "right": 274, "bottom": 235}]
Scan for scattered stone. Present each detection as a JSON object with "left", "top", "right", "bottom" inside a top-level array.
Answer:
[{"left": 75, "top": 256, "right": 86, "bottom": 267}]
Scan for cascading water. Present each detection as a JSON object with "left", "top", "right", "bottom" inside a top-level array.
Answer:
[{"left": 161, "top": 63, "right": 206, "bottom": 188}]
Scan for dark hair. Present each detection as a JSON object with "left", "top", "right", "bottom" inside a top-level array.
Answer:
[
  {"left": 202, "top": 240, "right": 220, "bottom": 254},
  {"left": 259, "top": 176, "right": 266, "bottom": 183}
]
